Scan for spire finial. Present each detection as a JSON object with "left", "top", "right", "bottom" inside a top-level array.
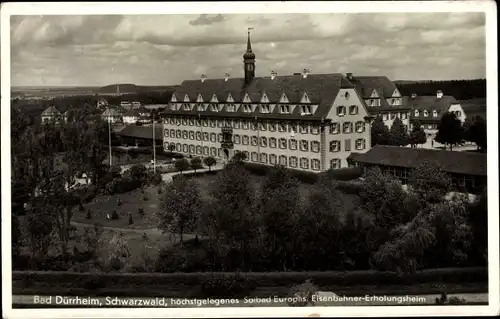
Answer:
[{"left": 247, "top": 27, "right": 254, "bottom": 52}]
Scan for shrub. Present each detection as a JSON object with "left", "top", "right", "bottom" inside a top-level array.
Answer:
[
  {"left": 190, "top": 157, "right": 203, "bottom": 172},
  {"left": 150, "top": 172, "right": 162, "bottom": 186},
  {"left": 111, "top": 210, "right": 119, "bottom": 220},
  {"left": 334, "top": 181, "right": 365, "bottom": 195},
  {"left": 109, "top": 165, "right": 122, "bottom": 178},
  {"left": 323, "top": 167, "right": 363, "bottom": 181},
  {"left": 288, "top": 280, "right": 318, "bottom": 307}
]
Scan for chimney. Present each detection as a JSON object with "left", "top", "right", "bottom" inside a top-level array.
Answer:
[
  {"left": 270, "top": 70, "right": 277, "bottom": 80},
  {"left": 201, "top": 74, "right": 207, "bottom": 83},
  {"left": 436, "top": 90, "right": 443, "bottom": 99},
  {"left": 224, "top": 73, "right": 230, "bottom": 82},
  {"left": 302, "top": 68, "right": 310, "bottom": 79},
  {"left": 346, "top": 73, "right": 353, "bottom": 80},
  {"left": 411, "top": 93, "right": 417, "bottom": 99}
]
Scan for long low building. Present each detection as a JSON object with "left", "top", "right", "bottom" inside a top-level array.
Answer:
[
  {"left": 348, "top": 145, "right": 487, "bottom": 194},
  {"left": 115, "top": 125, "right": 163, "bottom": 147}
]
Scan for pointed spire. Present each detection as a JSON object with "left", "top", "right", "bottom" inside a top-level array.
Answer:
[{"left": 247, "top": 27, "right": 254, "bottom": 52}]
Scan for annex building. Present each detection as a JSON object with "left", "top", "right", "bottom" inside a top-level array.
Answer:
[{"left": 160, "top": 31, "right": 409, "bottom": 172}]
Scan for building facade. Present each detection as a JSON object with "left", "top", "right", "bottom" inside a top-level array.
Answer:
[
  {"left": 101, "top": 107, "right": 123, "bottom": 124},
  {"left": 159, "top": 32, "right": 415, "bottom": 172},
  {"left": 41, "top": 105, "right": 62, "bottom": 124}
]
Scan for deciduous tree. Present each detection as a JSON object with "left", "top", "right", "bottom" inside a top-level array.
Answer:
[
  {"left": 370, "top": 116, "right": 391, "bottom": 146},
  {"left": 203, "top": 156, "right": 217, "bottom": 171},
  {"left": 435, "top": 112, "right": 463, "bottom": 151},
  {"left": 408, "top": 161, "right": 451, "bottom": 204},
  {"left": 409, "top": 121, "right": 427, "bottom": 148},
  {"left": 470, "top": 117, "right": 486, "bottom": 151},
  {"left": 174, "top": 158, "right": 190, "bottom": 174},
  {"left": 190, "top": 157, "right": 203, "bottom": 172}
]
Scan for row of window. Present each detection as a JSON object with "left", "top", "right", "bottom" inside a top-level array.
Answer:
[
  {"left": 366, "top": 98, "right": 403, "bottom": 107},
  {"left": 165, "top": 118, "right": 367, "bottom": 135},
  {"left": 165, "top": 129, "right": 367, "bottom": 152},
  {"left": 381, "top": 112, "right": 409, "bottom": 121},
  {"left": 414, "top": 110, "right": 461, "bottom": 118},
  {"left": 164, "top": 142, "right": 346, "bottom": 170}
]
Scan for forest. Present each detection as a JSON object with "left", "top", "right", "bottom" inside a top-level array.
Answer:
[{"left": 396, "top": 79, "right": 486, "bottom": 100}]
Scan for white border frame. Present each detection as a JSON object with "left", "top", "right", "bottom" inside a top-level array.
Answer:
[{"left": 1, "top": 1, "right": 498, "bottom": 318}]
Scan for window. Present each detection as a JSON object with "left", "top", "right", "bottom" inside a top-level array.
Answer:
[
  {"left": 251, "top": 152, "right": 258, "bottom": 162},
  {"left": 349, "top": 105, "right": 358, "bottom": 115},
  {"left": 300, "top": 140, "right": 309, "bottom": 152},
  {"left": 195, "top": 132, "right": 202, "bottom": 141},
  {"left": 203, "top": 146, "right": 209, "bottom": 156},
  {"left": 301, "top": 105, "right": 312, "bottom": 115},
  {"left": 330, "top": 158, "right": 341, "bottom": 169},
  {"left": 227, "top": 104, "right": 235, "bottom": 112},
  {"left": 382, "top": 114, "right": 388, "bottom": 121},
  {"left": 280, "top": 105, "right": 290, "bottom": 114},
  {"left": 343, "top": 122, "right": 353, "bottom": 133},
  {"left": 217, "top": 133, "right": 223, "bottom": 142},
  {"left": 188, "top": 118, "right": 194, "bottom": 126},
  {"left": 209, "top": 119, "right": 215, "bottom": 128},
  {"left": 455, "top": 111, "right": 462, "bottom": 117},
  {"left": 210, "top": 104, "right": 218, "bottom": 112},
  {"left": 242, "top": 135, "right": 249, "bottom": 145},
  {"left": 260, "top": 153, "right": 268, "bottom": 163},
  {"left": 189, "top": 131, "right": 195, "bottom": 140},
  {"left": 269, "top": 154, "right": 277, "bottom": 165},
  {"left": 182, "top": 118, "right": 188, "bottom": 125},
  {"left": 170, "top": 129, "right": 175, "bottom": 137},
  {"left": 218, "top": 148, "right": 223, "bottom": 158},
  {"left": 197, "top": 104, "right": 204, "bottom": 112},
  {"left": 260, "top": 137, "right": 268, "bottom": 147},
  {"left": 344, "top": 92, "right": 350, "bottom": 99},
  {"left": 243, "top": 104, "right": 252, "bottom": 113},
  {"left": 279, "top": 138, "right": 287, "bottom": 149},
  {"left": 259, "top": 122, "right": 267, "bottom": 131},
  {"left": 242, "top": 120, "right": 249, "bottom": 129},
  {"left": 189, "top": 145, "right": 195, "bottom": 154},
  {"left": 423, "top": 110, "right": 428, "bottom": 117},
  {"left": 402, "top": 113, "right": 408, "bottom": 120},
  {"left": 289, "top": 139, "right": 298, "bottom": 150},
  {"left": 278, "top": 123, "right": 287, "bottom": 132},
  {"left": 216, "top": 120, "right": 223, "bottom": 128},
  {"left": 330, "top": 123, "right": 340, "bottom": 134},
  {"left": 210, "top": 147, "right": 217, "bottom": 156},
  {"left": 243, "top": 151, "right": 249, "bottom": 160},
  {"left": 329, "top": 140, "right": 340, "bottom": 152},
  {"left": 311, "top": 159, "right": 320, "bottom": 171},
  {"left": 182, "top": 130, "right": 188, "bottom": 139},
  {"left": 270, "top": 137, "right": 277, "bottom": 148},
  {"left": 164, "top": 129, "right": 169, "bottom": 137},
  {"left": 261, "top": 105, "right": 270, "bottom": 113},
  {"left": 210, "top": 133, "right": 216, "bottom": 142},
  {"left": 251, "top": 122, "right": 258, "bottom": 131},
  {"left": 234, "top": 135, "right": 241, "bottom": 144},
  {"left": 345, "top": 139, "right": 351, "bottom": 151},
  {"left": 202, "top": 119, "right": 208, "bottom": 127},
  {"left": 415, "top": 110, "right": 419, "bottom": 117},
  {"left": 355, "top": 121, "right": 365, "bottom": 133},
  {"left": 433, "top": 110, "right": 438, "bottom": 118},
  {"left": 289, "top": 156, "right": 298, "bottom": 168},
  {"left": 311, "top": 125, "right": 320, "bottom": 135},
  {"left": 169, "top": 118, "right": 175, "bottom": 125},
  {"left": 300, "top": 123, "right": 309, "bottom": 134},
  {"left": 176, "top": 130, "right": 182, "bottom": 138},
  {"left": 279, "top": 155, "right": 287, "bottom": 166},
  {"left": 390, "top": 113, "right": 396, "bottom": 120},
  {"left": 300, "top": 157, "right": 309, "bottom": 169},
  {"left": 234, "top": 120, "right": 240, "bottom": 129},
  {"left": 355, "top": 138, "right": 366, "bottom": 150},
  {"left": 337, "top": 106, "right": 346, "bottom": 116},
  {"left": 195, "top": 119, "right": 201, "bottom": 127},
  {"left": 203, "top": 132, "right": 209, "bottom": 141},
  {"left": 176, "top": 118, "right": 181, "bottom": 126},
  {"left": 251, "top": 136, "right": 258, "bottom": 146},
  {"left": 311, "top": 141, "right": 320, "bottom": 153},
  {"left": 269, "top": 123, "right": 277, "bottom": 131}
]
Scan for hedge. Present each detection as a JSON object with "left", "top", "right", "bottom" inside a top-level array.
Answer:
[
  {"left": 12, "top": 267, "right": 487, "bottom": 289},
  {"left": 242, "top": 163, "right": 320, "bottom": 184}
]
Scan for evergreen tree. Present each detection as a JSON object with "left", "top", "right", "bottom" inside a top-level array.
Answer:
[
  {"left": 435, "top": 112, "right": 463, "bottom": 151},
  {"left": 462, "top": 117, "right": 475, "bottom": 143},
  {"left": 470, "top": 117, "right": 487, "bottom": 151},
  {"left": 389, "top": 118, "right": 409, "bottom": 147},
  {"left": 371, "top": 116, "right": 391, "bottom": 146},
  {"left": 409, "top": 121, "right": 427, "bottom": 148}
]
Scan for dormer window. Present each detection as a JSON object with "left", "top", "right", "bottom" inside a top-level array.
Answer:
[
  {"left": 344, "top": 92, "right": 350, "bottom": 99},
  {"left": 261, "top": 105, "right": 270, "bottom": 114},
  {"left": 280, "top": 105, "right": 290, "bottom": 114},
  {"left": 210, "top": 104, "right": 218, "bottom": 112},
  {"left": 337, "top": 106, "right": 346, "bottom": 116},
  {"left": 423, "top": 110, "right": 428, "bottom": 117},
  {"left": 433, "top": 110, "right": 438, "bottom": 117},
  {"left": 227, "top": 104, "right": 235, "bottom": 112},
  {"left": 348, "top": 105, "right": 358, "bottom": 115},
  {"left": 197, "top": 104, "right": 204, "bottom": 112},
  {"left": 414, "top": 110, "right": 419, "bottom": 117},
  {"left": 183, "top": 104, "right": 190, "bottom": 111},
  {"left": 243, "top": 104, "right": 252, "bottom": 113},
  {"left": 301, "top": 105, "right": 312, "bottom": 115}
]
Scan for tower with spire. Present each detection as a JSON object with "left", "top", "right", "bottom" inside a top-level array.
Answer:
[{"left": 243, "top": 28, "right": 256, "bottom": 85}]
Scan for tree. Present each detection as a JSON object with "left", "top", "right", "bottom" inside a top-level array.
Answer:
[
  {"left": 190, "top": 157, "right": 203, "bottom": 172},
  {"left": 158, "top": 176, "right": 202, "bottom": 245},
  {"left": 107, "top": 232, "right": 131, "bottom": 271},
  {"left": 371, "top": 116, "right": 391, "bottom": 146},
  {"left": 461, "top": 117, "right": 475, "bottom": 143},
  {"left": 174, "top": 158, "right": 190, "bottom": 174},
  {"left": 128, "top": 213, "right": 134, "bottom": 225},
  {"left": 24, "top": 208, "right": 54, "bottom": 267},
  {"left": 408, "top": 161, "right": 451, "bottom": 204},
  {"left": 470, "top": 117, "right": 486, "bottom": 151},
  {"left": 467, "top": 188, "right": 487, "bottom": 265},
  {"left": 12, "top": 214, "right": 23, "bottom": 259},
  {"left": 167, "top": 143, "right": 176, "bottom": 153},
  {"left": 409, "top": 121, "right": 427, "bottom": 148},
  {"left": 434, "top": 112, "right": 463, "bottom": 151},
  {"left": 203, "top": 156, "right": 217, "bottom": 172},
  {"left": 230, "top": 151, "right": 247, "bottom": 164},
  {"left": 389, "top": 117, "right": 409, "bottom": 147}
]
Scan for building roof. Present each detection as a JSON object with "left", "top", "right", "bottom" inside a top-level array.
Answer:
[
  {"left": 123, "top": 110, "right": 139, "bottom": 117},
  {"left": 164, "top": 73, "right": 353, "bottom": 121},
  {"left": 115, "top": 125, "right": 162, "bottom": 140},
  {"left": 41, "top": 105, "right": 61, "bottom": 116},
  {"left": 352, "top": 145, "right": 487, "bottom": 176},
  {"left": 102, "top": 108, "right": 122, "bottom": 116},
  {"left": 406, "top": 95, "right": 459, "bottom": 122},
  {"left": 348, "top": 76, "right": 398, "bottom": 99},
  {"left": 460, "top": 98, "right": 487, "bottom": 120}
]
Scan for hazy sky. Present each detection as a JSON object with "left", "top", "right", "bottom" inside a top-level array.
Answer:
[{"left": 10, "top": 12, "right": 486, "bottom": 87}]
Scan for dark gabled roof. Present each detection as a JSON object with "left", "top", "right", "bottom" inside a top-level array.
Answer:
[
  {"left": 352, "top": 145, "right": 487, "bottom": 176},
  {"left": 166, "top": 73, "right": 352, "bottom": 120},
  {"left": 346, "top": 152, "right": 362, "bottom": 161},
  {"left": 347, "top": 76, "right": 398, "bottom": 99},
  {"left": 367, "top": 106, "right": 411, "bottom": 113},
  {"left": 460, "top": 98, "right": 487, "bottom": 120},
  {"left": 405, "top": 95, "right": 459, "bottom": 121},
  {"left": 115, "top": 125, "right": 162, "bottom": 140},
  {"left": 41, "top": 105, "right": 61, "bottom": 116}
]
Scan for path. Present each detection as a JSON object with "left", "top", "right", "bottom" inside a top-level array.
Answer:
[
  {"left": 161, "top": 162, "right": 225, "bottom": 183},
  {"left": 71, "top": 221, "right": 163, "bottom": 236}
]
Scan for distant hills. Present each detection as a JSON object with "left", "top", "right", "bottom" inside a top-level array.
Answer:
[{"left": 99, "top": 84, "right": 179, "bottom": 94}]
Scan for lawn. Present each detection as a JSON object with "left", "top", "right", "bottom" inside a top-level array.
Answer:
[{"left": 72, "top": 184, "right": 164, "bottom": 230}]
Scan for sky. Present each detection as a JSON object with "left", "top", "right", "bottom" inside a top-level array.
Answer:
[{"left": 10, "top": 12, "right": 486, "bottom": 87}]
